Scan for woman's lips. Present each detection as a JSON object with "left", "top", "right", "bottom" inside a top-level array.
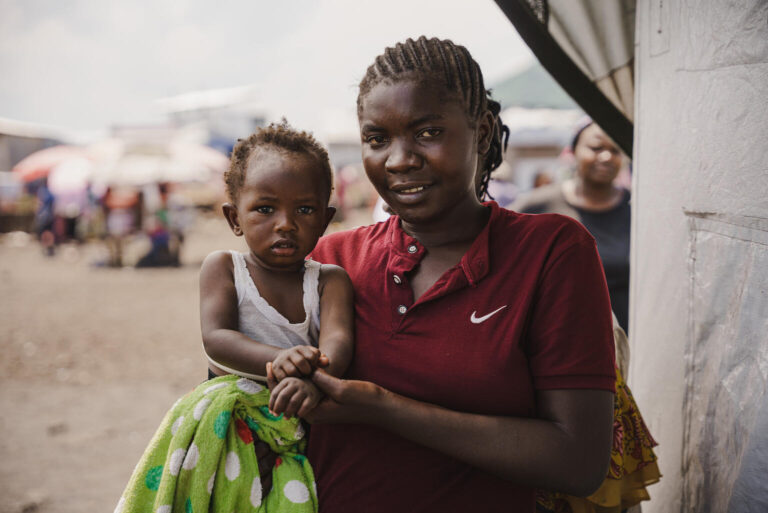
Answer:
[{"left": 389, "top": 183, "right": 431, "bottom": 204}]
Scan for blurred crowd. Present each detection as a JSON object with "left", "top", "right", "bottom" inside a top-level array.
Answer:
[{"left": 28, "top": 178, "right": 192, "bottom": 268}]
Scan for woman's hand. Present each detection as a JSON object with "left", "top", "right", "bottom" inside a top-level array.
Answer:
[{"left": 302, "top": 370, "right": 384, "bottom": 425}]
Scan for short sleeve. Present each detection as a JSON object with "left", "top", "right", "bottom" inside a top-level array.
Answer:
[{"left": 527, "top": 233, "right": 616, "bottom": 392}]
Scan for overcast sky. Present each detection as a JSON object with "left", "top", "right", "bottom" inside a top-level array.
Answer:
[{"left": 0, "top": 0, "right": 533, "bottom": 140}]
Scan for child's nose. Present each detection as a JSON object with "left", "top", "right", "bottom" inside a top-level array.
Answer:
[{"left": 274, "top": 211, "right": 297, "bottom": 232}]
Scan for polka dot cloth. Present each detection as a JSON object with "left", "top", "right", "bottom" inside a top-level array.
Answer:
[{"left": 115, "top": 374, "right": 317, "bottom": 512}]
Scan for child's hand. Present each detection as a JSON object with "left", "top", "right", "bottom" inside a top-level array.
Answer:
[
  {"left": 271, "top": 346, "right": 329, "bottom": 381},
  {"left": 268, "top": 377, "right": 323, "bottom": 419}
]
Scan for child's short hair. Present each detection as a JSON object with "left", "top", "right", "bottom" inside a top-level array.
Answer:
[
  {"left": 225, "top": 121, "right": 333, "bottom": 203},
  {"left": 358, "top": 36, "right": 508, "bottom": 201}
]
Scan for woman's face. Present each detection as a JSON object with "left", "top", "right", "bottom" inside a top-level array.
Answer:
[
  {"left": 357, "top": 80, "right": 489, "bottom": 226},
  {"left": 573, "top": 124, "right": 623, "bottom": 186}
]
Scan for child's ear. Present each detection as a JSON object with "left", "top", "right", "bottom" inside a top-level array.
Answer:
[
  {"left": 323, "top": 206, "right": 337, "bottom": 230},
  {"left": 222, "top": 203, "right": 243, "bottom": 236}
]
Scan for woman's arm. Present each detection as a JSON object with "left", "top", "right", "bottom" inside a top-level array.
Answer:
[
  {"left": 306, "top": 371, "right": 614, "bottom": 497},
  {"left": 316, "top": 264, "right": 355, "bottom": 378},
  {"left": 200, "top": 251, "right": 282, "bottom": 375}
]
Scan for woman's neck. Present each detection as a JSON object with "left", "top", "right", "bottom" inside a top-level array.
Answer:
[
  {"left": 565, "top": 178, "right": 622, "bottom": 211},
  {"left": 400, "top": 198, "right": 489, "bottom": 249}
]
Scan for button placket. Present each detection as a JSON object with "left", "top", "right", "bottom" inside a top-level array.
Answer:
[{"left": 393, "top": 274, "right": 402, "bottom": 285}]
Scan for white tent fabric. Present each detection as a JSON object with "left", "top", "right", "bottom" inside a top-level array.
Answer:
[
  {"left": 547, "top": 0, "right": 635, "bottom": 120},
  {"left": 632, "top": 1, "right": 768, "bottom": 511},
  {"left": 496, "top": 0, "right": 768, "bottom": 511}
]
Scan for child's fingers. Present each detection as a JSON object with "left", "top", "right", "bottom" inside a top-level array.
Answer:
[
  {"left": 298, "top": 394, "right": 320, "bottom": 418},
  {"left": 289, "top": 352, "right": 314, "bottom": 375},
  {"left": 283, "top": 390, "right": 307, "bottom": 419},
  {"left": 269, "top": 379, "right": 291, "bottom": 412},
  {"left": 270, "top": 380, "right": 301, "bottom": 415},
  {"left": 273, "top": 361, "right": 298, "bottom": 381},
  {"left": 317, "top": 354, "right": 330, "bottom": 368}
]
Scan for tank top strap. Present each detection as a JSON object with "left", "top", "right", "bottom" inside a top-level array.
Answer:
[{"left": 229, "top": 250, "right": 249, "bottom": 305}]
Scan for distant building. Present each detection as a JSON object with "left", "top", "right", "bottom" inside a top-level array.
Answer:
[
  {"left": 488, "top": 63, "right": 582, "bottom": 194},
  {"left": 0, "top": 117, "right": 63, "bottom": 172},
  {"left": 156, "top": 85, "right": 267, "bottom": 155}
]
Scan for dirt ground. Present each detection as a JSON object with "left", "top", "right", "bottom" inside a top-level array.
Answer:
[{"left": 0, "top": 210, "right": 371, "bottom": 513}]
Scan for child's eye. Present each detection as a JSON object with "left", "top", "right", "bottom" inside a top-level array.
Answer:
[
  {"left": 255, "top": 206, "right": 274, "bottom": 214},
  {"left": 297, "top": 206, "right": 316, "bottom": 215},
  {"left": 418, "top": 128, "right": 442, "bottom": 138}
]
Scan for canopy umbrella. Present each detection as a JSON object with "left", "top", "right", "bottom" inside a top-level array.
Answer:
[
  {"left": 47, "top": 157, "right": 94, "bottom": 196},
  {"left": 11, "top": 145, "right": 90, "bottom": 183},
  {"left": 493, "top": 0, "right": 635, "bottom": 155}
]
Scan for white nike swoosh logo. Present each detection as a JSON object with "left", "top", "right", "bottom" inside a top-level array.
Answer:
[{"left": 470, "top": 305, "right": 507, "bottom": 324}]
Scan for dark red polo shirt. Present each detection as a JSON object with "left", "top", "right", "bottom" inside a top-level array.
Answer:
[{"left": 308, "top": 202, "right": 615, "bottom": 512}]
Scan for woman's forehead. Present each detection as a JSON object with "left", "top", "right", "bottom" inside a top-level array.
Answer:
[
  {"left": 358, "top": 80, "right": 466, "bottom": 125},
  {"left": 579, "top": 124, "right": 613, "bottom": 145}
]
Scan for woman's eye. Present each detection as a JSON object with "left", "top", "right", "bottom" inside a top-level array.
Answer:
[
  {"left": 255, "top": 206, "right": 274, "bottom": 214},
  {"left": 418, "top": 128, "right": 442, "bottom": 138},
  {"left": 365, "top": 134, "right": 386, "bottom": 145},
  {"left": 297, "top": 206, "right": 316, "bottom": 215}
]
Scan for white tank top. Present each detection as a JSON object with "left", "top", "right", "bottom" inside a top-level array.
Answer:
[{"left": 230, "top": 250, "right": 321, "bottom": 348}]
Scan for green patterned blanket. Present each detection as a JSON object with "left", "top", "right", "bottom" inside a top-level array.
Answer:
[{"left": 115, "top": 375, "right": 317, "bottom": 513}]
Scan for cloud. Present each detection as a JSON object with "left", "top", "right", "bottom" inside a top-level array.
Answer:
[{"left": 0, "top": 0, "right": 532, "bottom": 135}]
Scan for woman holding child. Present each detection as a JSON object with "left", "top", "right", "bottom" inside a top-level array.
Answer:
[
  {"left": 300, "top": 37, "right": 617, "bottom": 512},
  {"left": 119, "top": 37, "right": 618, "bottom": 513}
]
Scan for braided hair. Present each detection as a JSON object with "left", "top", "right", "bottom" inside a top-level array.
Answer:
[
  {"left": 358, "top": 36, "right": 508, "bottom": 201},
  {"left": 225, "top": 120, "right": 333, "bottom": 203}
]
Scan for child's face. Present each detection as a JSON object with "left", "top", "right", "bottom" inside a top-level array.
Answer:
[
  {"left": 224, "top": 149, "right": 334, "bottom": 272},
  {"left": 358, "top": 79, "right": 491, "bottom": 226}
]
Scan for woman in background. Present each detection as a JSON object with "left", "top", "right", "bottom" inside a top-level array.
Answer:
[{"left": 511, "top": 119, "right": 631, "bottom": 332}]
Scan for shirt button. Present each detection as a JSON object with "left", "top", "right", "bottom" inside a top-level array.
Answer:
[
  {"left": 393, "top": 274, "right": 402, "bottom": 285},
  {"left": 397, "top": 305, "right": 407, "bottom": 315},
  {"left": 407, "top": 244, "right": 417, "bottom": 254}
]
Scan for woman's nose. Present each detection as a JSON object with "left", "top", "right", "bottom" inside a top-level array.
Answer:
[
  {"left": 597, "top": 150, "right": 614, "bottom": 162},
  {"left": 385, "top": 140, "right": 421, "bottom": 173}
]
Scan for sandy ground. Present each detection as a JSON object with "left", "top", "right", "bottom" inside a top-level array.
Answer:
[{"left": 0, "top": 210, "right": 371, "bottom": 513}]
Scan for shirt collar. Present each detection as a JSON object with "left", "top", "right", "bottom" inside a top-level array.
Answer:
[{"left": 386, "top": 201, "right": 498, "bottom": 286}]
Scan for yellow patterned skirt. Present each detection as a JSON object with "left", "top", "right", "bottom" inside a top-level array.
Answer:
[{"left": 536, "top": 367, "right": 661, "bottom": 512}]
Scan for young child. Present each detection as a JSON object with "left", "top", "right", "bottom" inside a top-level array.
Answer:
[
  {"left": 200, "top": 121, "right": 354, "bottom": 417},
  {"left": 116, "top": 122, "right": 353, "bottom": 513}
]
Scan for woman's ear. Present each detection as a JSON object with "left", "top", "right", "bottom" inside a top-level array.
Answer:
[
  {"left": 222, "top": 203, "right": 243, "bottom": 236},
  {"left": 476, "top": 109, "right": 495, "bottom": 156}
]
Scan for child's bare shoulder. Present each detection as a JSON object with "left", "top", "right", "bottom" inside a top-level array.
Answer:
[
  {"left": 200, "top": 250, "right": 235, "bottom": 278},
  {"left": 319, "top": 263, "right": 350, "bottom": 279},
  {"left": 318, "top": 263, "right": 352, "bottom": 288}
]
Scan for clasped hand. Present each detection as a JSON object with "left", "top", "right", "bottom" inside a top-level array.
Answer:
[
  {"left": 266, "top": 345, "right": 382, "bottom": 424},
  {"left": 266, "top": 346, "right": 328, "bottom": 418}
]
